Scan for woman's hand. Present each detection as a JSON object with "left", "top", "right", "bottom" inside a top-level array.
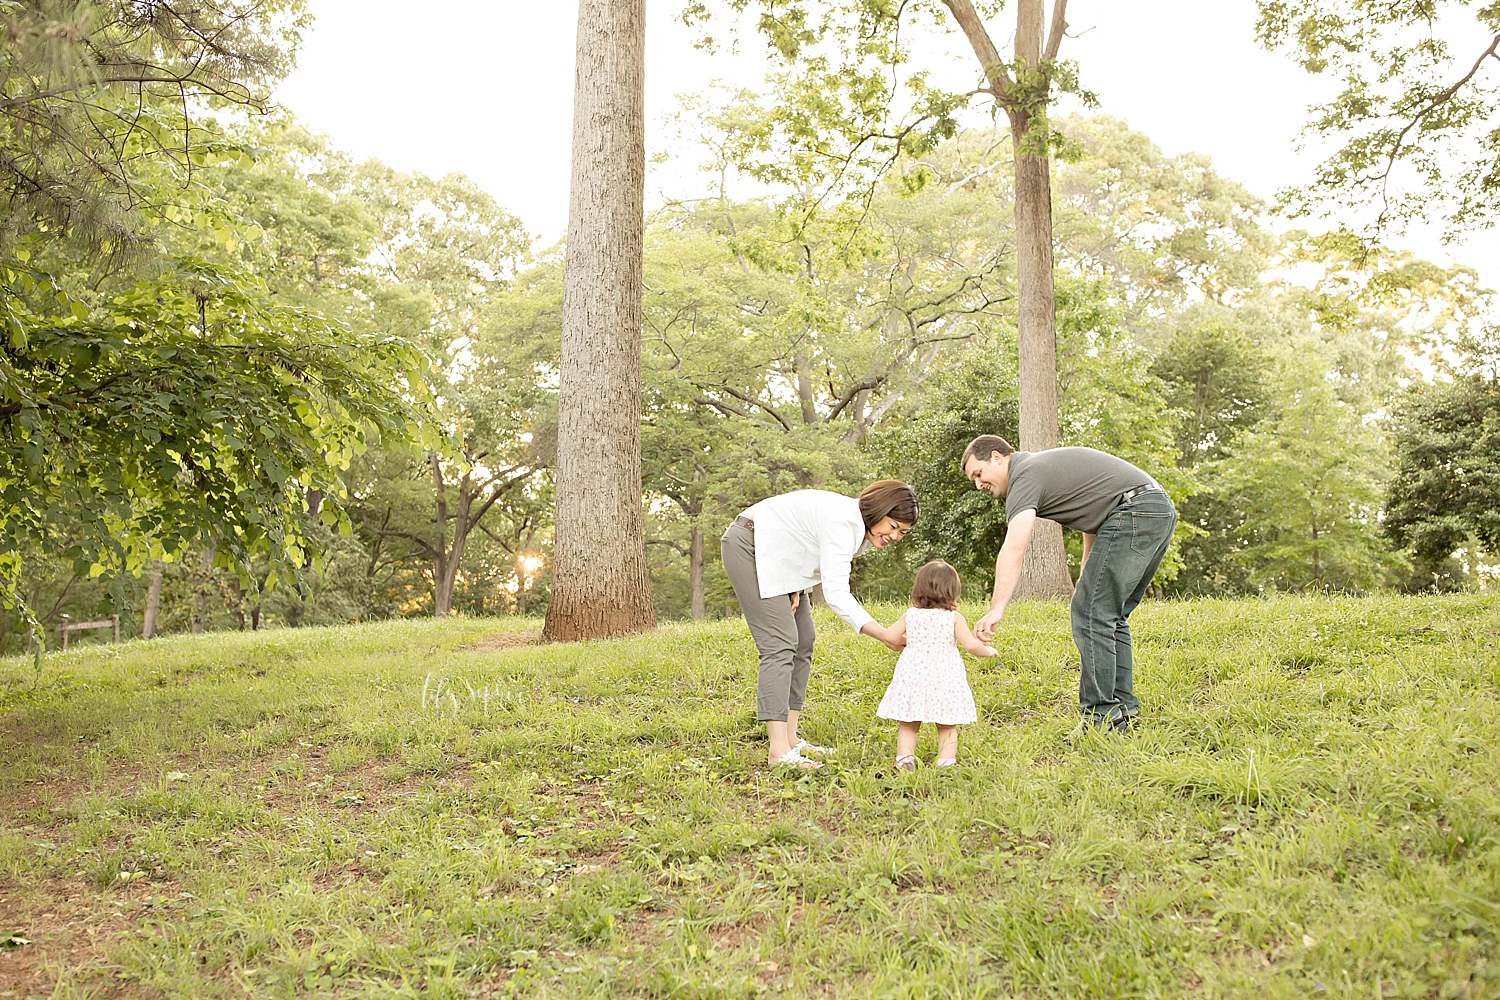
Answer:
[
  {"left": 861, "top": 620, "right": 906, "bottom": 652},
  {"left": 789, "top": 592, "right": 800, "bottom": 612}
]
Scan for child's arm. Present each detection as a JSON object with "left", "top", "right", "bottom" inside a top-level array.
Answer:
[
  {"left": 888, "top": 611, "right": 908, "bottom": 645},
  {"left": 954, "top": 612, "right": 1000, "bottom": 657}
]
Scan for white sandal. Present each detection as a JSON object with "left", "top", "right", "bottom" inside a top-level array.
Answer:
[
  {"left": 793, "top": 739, "right": 834, "bottom": 757},
  {"left": 773, "top": 748, "right": 823, "bottom": 770}
]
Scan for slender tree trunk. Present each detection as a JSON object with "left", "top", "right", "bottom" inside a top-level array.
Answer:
[
  {"left": 428, "top": 454, "right": 460, "bottom": 618},
  {"left": 544, "top": 0, "right": 656, "bottom": 641},
  {"left": 191, "top": 541, "right": 216, "bottom": 633},
  {"left": 689, "top": 526, "right": 705, "bottom": 620},
  {"left": 795, "top": 350, "right": 818, "bottom": 424},
  {"left": 434, "top": 560, "right": 455, "bottom": 616},
  {"left": 142, "top": 561, "right": 164, "bottom": 639},
  {"left": 434, "top": 482, "right": 473, "bottom": 618}
]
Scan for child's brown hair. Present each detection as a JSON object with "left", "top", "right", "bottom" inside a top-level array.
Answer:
[{"left": 910, "top": 560, "right": 962, "bottom": 610}]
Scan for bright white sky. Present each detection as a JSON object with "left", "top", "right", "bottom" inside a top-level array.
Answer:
[{"left": 274, "top": 0, "right": 1497, "bottom": 286}]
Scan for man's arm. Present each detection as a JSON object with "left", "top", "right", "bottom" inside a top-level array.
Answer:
[{"left": 974, "top": 508, "right": 1037, "bottom": 641}]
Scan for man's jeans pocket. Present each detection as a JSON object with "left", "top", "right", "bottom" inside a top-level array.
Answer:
[{"left": 1128, "top": 508, "right": 1174, "bottom": 557}]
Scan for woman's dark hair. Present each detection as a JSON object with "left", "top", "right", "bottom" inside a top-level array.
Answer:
[
  {"left": 960, "top": 434, "right": 1015, "bottom": 469},
  {"left": 857, "top": 479, "right": 918, "bottom": 531},
  {"left": 911, "top": 560, "right": 962, "bottom": 610}
]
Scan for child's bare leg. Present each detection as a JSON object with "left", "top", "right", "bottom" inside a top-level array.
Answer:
[
  {"left": 895, "top": 720, "right": 920, "bottom": 770},
  {"left": 935, "top": 724, "right": 958, "bottom": 765},
  {"left": 896, "top": 721, "right": 920, "bottom": 758}
]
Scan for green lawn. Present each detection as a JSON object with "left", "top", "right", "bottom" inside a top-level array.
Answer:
[{"left": 1, "top": 594, "right": 1497, "bottom": 999}]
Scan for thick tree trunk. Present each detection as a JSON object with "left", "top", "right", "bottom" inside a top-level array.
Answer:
[
  {"left": 544, "top": 0, "right": 656, "bottom": 641},
  {"left": 1009, "top": 115, "right": 1074, "bottom": 600},
  {"left": 941, "top": 0, "right": 1073, "bottom": 598},
  {"left": 1007, "top": 0, "right": 1074, "bottom": 600},
  {"left": 142, "top": 561, "right": 164, "bottom": 639}
]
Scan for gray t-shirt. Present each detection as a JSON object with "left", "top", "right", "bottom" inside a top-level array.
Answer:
[{"left": 1004, "top": 447, "right": 1157, "bottom": 534}]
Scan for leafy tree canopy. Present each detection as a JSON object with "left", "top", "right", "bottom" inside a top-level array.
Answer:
[
  {"left": 1384, "top": 373, "right": 1500, "bottom": 565},
  {"left": 1, "top": 0, "right": 309, "bottom": 263},
  {"left": 1256, "top": 0, "right": 1500, "bottom": 237}
]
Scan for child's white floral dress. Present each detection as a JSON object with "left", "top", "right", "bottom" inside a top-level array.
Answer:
[{"left": 875, "top": 608, "right": 977, "bottom": 725}]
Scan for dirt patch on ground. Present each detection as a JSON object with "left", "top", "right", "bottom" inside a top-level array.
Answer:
[
  {"left": 0, "top": 879, "right": 158, "bottom": 999},
  {"left": 465, "top": 631, "right": 542, "bottom": 653}
]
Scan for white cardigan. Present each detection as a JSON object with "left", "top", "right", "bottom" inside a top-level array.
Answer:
[{"left": 741, "top": 490, "right": 874, "bottom": 633}]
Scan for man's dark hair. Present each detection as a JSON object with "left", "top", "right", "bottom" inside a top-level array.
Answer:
[
  {"left": 857, "top": 479, "right": 919, "bottom": 530},
  {"left": 961, "top": 434, "right": 1015, "bottom": 470},
  {"left": 910, "top": 560, "right": 962, "bottom": 610}
]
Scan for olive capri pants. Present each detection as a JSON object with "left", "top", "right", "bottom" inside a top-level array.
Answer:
[{"left": 720, "top": 521, "right": 816, "bottom": 722}]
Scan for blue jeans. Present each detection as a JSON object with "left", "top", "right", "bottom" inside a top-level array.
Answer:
[{"left": 1071, "top": 490, "right": 1176, "bottom": 727}]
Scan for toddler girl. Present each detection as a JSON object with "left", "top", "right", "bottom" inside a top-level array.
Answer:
[{"left": 876, "top": 560, "right": 998, "bottom": 770}]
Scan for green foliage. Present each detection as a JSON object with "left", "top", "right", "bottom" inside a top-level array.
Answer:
[
  {"left": 0, "top": 255, "right": 428, "bottom": 597},
  {"left": 1384, "top": 373, "right": 1500, "bottom": 578},
  {"left": 1204, "top": 353, "right": 1407, "bottom": 592},
  {"left": 679, "top": 2, "right": 1097, "bottom": 213},
  {"left": 1052, "top": 116, "right": 1278, "bottom": 309},
  {"left": 2, "top": 596, "right": 1498, "bottom": 996},
  {"left": 1256, "top": 0, "right": 1500, "bottom": 236},
  {"left": 0, "top": 0, "right": 308, "bottom": 262},
  {"left": 0, "top": 6, "right": 445, "bottom": 638},
  {"left": 1151, "top": 308, "right": 1277, "bottom": 466},
  {"left": 867, "top": 336, "right": 1019, "bottom": 587}
]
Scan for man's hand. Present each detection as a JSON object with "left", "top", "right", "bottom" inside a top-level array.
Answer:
[{"left": 974, "top": 608, "right": 1003, "bottom": 642}]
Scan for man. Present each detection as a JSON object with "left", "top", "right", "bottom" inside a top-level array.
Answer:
[{"left": 961, "top": 434, "right": 1176, "bottom": 733}]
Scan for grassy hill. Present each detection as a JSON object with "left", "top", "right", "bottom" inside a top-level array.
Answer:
[{"left": 1, "top": 594, "right": 1497, "bottom": 999}]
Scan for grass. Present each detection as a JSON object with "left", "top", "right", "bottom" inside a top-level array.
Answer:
[{"left": 0, "top": 594, "right": 1497, "bottom": 999}]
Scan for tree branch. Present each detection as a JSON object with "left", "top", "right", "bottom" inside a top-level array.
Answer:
[
  {"left": 719, "top": 384, "right": 794, "bottom": 432},
  {"left": 941, "top": 0, "right": 1012, "bottom": 95},
  {"left": 1044, "top": 0, "right": 1069, "bottom": 62},
  {"left": 1366, "top": 32, "right": 1500, "bottom": 218}
]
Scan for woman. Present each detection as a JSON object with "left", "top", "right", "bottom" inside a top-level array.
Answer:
[{"left": 720, "top": 480, "right": 918, "bottom": 769}]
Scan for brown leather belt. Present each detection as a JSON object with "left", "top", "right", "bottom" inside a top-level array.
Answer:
[{"left": 733, "top": 515, "right": 755, "bottom": 532}]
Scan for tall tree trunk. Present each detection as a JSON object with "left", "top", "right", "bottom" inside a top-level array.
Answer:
[
  {"left": 689, "top": 526, "right": 705, "bottom": 621},
  {"left": 544, "top": 0, "right": 656, "bottom": 641},
  {"left": 433, "top": 480, "right": 473, "bottom": 618},
  {"left": 429, "top": 454, "right": 459, "bottom": 618},
  {"left": 1009, "top": 104, "right": 1073, "bottom": 599},
  {"left": 945, "top": 0, "right": 1074, "bottom": 600},
  {"left": 142, "top": 561, "right": 164, "bottom": 639}
]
